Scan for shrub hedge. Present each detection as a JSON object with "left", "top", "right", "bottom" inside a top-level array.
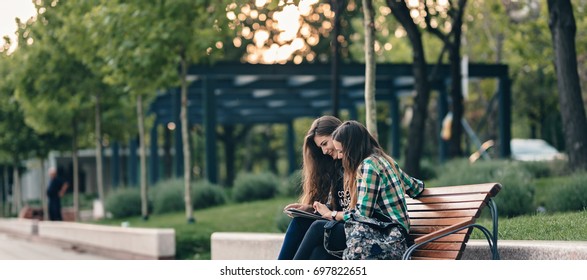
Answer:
[
  {"left": 431, "top": 159, "right": 535, "bottom": 217},
  {"left": 232, "top": 172, "right": 279, "bottom": 202},
  {"left": 104, "top": 187, "right": 145, "bottom": 219},
  {"left": 279, "top": 170, "right": 303, "bottom": 198},
  {"left": 152, "top": 179, "right": 227, "bottom": 214},
  {"left": 546, "top": 172, "right": 587, "bottom": 212}
]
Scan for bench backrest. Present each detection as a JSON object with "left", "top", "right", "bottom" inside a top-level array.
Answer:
[{"left": 405, "top": 182, "right": 502, "bottom": 260}]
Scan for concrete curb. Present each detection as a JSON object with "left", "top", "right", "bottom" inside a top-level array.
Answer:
[
  {"left": 0, "top": 218, "right": 175, "bottom": 260},
  {"left": 463, "top": 240, "right": 587, "bottom": 260},
  {"left": 211, "top": 232, "right": 587, "bottom": 260}
]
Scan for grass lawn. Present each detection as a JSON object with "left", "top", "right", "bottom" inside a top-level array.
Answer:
[
  {"left": 95, "top": 195, "right": 587, "bottom": 260},
  {"left": 472, "top": 210, "right": 587, "bottom": 240}
]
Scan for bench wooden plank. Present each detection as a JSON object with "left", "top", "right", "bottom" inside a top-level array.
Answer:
[
  {"left": 408, "top": 201, "right": 485, "bottom": 211},
  {"left": 417, "top": 183, "right": 501, "bottom": 196},
  {"left": 410, "top": 233, "right": 467, "bottom": 243},
  {"left": 405, "top": 193, "right": 488, "bottom": 204},
  {"left": 409, "top": 209, "right": 478, "bottom": 218},
  {"left": 416, "top": 242, "right": 464, "bottom": 251},
  {"left": 412, "top": 250, "right": 460, "bottom": 259},
  {"left": 410, "top": 217, "right": 473, "bottom": 226}
]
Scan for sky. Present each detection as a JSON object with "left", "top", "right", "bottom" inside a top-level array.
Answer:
[{"left": 1, "top": 0, "right": 36, "bottom": 51}]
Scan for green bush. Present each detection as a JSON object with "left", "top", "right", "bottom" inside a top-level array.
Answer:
[
  {"left": 280, "top": 170, "right": 303, "bottom": 198},
  {"left": 104, "top": 187, "right": 145, "bottom": 219},
  {"left": 232, "top": 172, "right": 279, "bottom": 202},
  {"left": 152, "top": 179, "right": 185, "bottom": 214},
  {"left": 152, "top": 179, "right": 227, "bottom": 214},
  {"left": 418, "top": 159, "right": 438, "bottom": 181},
  {"left": 546, "top": 172, "right": 587, "bottom": 212},
  {"left": 432, "top": 159, "right": 535, "bottom": 217},
  {"left": 492, "top": 172, "right": 535, "bottom": 217},
  {"left": 61, "top": 193, "right": 96, "bottom": 210},
  {"left": 192, "top": 180, "right": 228, "bottom": 210}
]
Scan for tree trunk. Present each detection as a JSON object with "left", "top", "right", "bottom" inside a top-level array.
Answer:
[
  {"left": 447, "top": 0, "right": 467, "bottom": 158},
  {"left": 0, "top": 168, "right": 4, "bottom": 217},
  {"left": 72, "top": 121, "right": 80, "bottom": 222},
  {"left": 448, "top": 41, "right": 464, "bottom": 158},
  {"left": 222, "top": 125, "right": 236, "bottom": 187},
  {"left": 12, "top": 162, "right": 21, "bottom": 215},
  {"left": 40, "top": 159, "right": 48, "bottom": 220},
  {"left": 137, "top": 95, "right": 149, "bottom": 220},
  {"left": 388, "top": 0, "right": 432, "bottom": 178},
  {"left": 244, "top": 131, "right": 253, "bottom": 172},
  {"left": 94, "top": 92, "right": 105, "bottom": 216},
  {"left": 363, "top": 0, "right": 378, "bottom": 139},
  {"left": 180, "top": 55, "right": 194, "bottom": 223},
  {"left": 163, "top": 127, "right": 172, "bottom": 179},
  {"left": 2, "top": 167, "right": 8, "bottom": 216},
  {"left": 547, "top": 0, "right": 587, "bottom": 171},
  {"left": 330, "top": 0, "right": 343, "bottom": 117}
]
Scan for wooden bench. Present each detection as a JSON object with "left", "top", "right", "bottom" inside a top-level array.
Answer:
[{"left": 403, "top": 182, "right": 502, "bottom": 260}]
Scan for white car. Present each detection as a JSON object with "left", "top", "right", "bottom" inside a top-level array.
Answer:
[{"left": 510, "top": 138, "right": 567, "bottom": 161}]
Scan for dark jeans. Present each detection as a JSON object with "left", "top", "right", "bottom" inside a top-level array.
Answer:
[
  {"left": 293, "top": 220, "right": 346, "bottom": 260},
  {"left": 48, "top": 197, "right": 62, "bottom": 221},
  {"left": 278, "top": 217, "right": 315, "bottom": 260}
]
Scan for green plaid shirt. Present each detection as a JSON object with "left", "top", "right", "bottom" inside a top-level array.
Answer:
[{"left": 342, "top": 154, "right": 424, "bottom": 231}]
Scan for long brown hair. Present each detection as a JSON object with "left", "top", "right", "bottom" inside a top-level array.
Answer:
[
  {"left": 300, "top": 116, "right": 342, "bottom": 206},
  {"left": 331, "top": 120, "right": 395, "bottom": 208}
]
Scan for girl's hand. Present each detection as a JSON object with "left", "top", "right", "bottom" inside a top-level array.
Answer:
[
  {"left": 283, "top": 203, "right": 313, "bottom": 212},
  {"left": 312, "top": 201, "right": 332, "bottom": 220}
]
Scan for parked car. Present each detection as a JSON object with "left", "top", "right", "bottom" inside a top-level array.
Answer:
[{"left": 510, "top": 138, "right": 567, "bottom": 161}]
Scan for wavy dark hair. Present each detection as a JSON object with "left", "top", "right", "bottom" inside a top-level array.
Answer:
[
  {"left": 331, "top": 120, "right": 395, "bottom": 208},
  {"left": 300, "top": 116, "right": 342, "bottom": 207}
]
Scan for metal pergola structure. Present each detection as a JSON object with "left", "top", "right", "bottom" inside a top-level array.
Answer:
[{"left": 110, "top": 62, "right": 510, "bottom": 185}]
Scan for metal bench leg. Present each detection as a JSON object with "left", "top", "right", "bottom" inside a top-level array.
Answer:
[{"left": 488, "top": 199, "right": 500, "bottom": 260}]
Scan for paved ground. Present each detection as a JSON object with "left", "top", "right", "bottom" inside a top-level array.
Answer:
[{"left": 0, "top": 232, "right": 108, "bottom": 260}]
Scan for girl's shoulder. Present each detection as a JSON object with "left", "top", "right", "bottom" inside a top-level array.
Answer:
[{"left": 362, "top": 154, "right": 392, "bottom": 170}]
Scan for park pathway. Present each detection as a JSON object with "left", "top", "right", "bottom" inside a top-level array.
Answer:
[{"left": 0, "top": 232, "right": 109, "bottom": 260}]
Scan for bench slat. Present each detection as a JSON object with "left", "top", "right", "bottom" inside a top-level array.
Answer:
[
  {"left": 415, "top": 242, "right": 464, "bottom": 251},
  {"left": 408, "top": 201, "right": 485, "bottom": 211},
  {"left": 416, "top": 183, "right": 501, "bottom": 196},
  {"left": 410, "top": 227, "right": 469, "bottom": 235},
  {"left": 409, "top": 209, "right": 478, "bottom": 218},
  {"left": 410, "top": 217, "right": 473, "bottom": 226},
  {"left": 406, "top": 193, "right": 488, "bottom": 204},
  {"left": 411, "top": 249, "right": 460, "bottom": 259},
  {"left": 410, "top": 233, "right": 467, "bottom": 243},
  {"left": 411, "top": 256, "right": 454, "bottom": 260}
]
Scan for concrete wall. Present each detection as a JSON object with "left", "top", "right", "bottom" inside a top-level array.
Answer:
[
  {"left": 0, "top": 218, "right": 37, "bottom": 235},
  {"left": 0, "top": 218, "right": 175, "bottom": 260},
  {"left": 37, "top": 221, "right": 175, "bottom": 259}
]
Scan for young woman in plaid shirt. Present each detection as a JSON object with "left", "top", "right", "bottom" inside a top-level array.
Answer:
[{"left": 313, "top": 120, "right": 425, "bottom": 259}]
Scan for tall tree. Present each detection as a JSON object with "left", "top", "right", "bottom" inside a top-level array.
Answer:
[
  {"left": 87, "top": 0, "right": 230, "bottom": 222},
  {"left": 422, "top": 0, "right": 469, "bottom": 158},
  {"left": 547, "top": 0, "right": 587, "bottom": 171},
  {"left": 161, "top": 0, "right": 231, "bottom": 222},
  {"left": 0, "top": 48, "right": 47, "bottom": 215},
  {"left": 55, "top": 0, "right": 133, "bottom": 218},
  {"left": 86, "top": 1, "right": 176, "bottom": 220},
  {"left": 387, "top": 0, "right": 432, "bottom": 177},
  {"left": 12, "top": 3, "right": 95, "bottom": 221}
]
